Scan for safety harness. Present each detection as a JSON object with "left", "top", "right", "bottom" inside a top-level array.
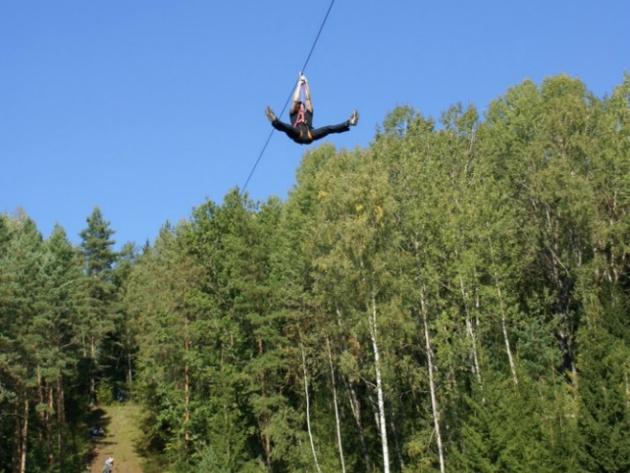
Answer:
[{"left": 292, "top": 84, "right": 313, "bottom": 143}]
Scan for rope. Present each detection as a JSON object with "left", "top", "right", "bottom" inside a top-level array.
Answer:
[{"left": 241, "top": 0, "right": 337, "bottom": 195}]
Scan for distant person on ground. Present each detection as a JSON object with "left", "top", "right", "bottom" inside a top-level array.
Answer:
[
  {"left": 92, "top": 426, "right": 105, "bottom": 439},
  {"left": 103, "top": 457, "right": 114, "bottom": 473},
  {"left": 265, "top": 73, "right": 359, "bottom": 145}
]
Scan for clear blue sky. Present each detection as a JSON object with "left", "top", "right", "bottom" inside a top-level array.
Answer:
[{"left": 2, "top": 1, "right": 628, "bottom": 249}]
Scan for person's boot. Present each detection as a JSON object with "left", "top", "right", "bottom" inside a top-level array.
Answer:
[
  {"left": 348, "top": 110, "right": 359, "bottom": 126},
  {"left": 265, "top": 106, "right": 277, "bottom": 123}
]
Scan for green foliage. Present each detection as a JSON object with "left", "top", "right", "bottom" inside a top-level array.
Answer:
[
  {"left": 126, "top": 76, "right": 630, "bottom": 472},
  {"left": 576, "top": 287, "right": 630, "bottom": 473},
  {"left": 78, "top": 207, "right": 121, "bottom": 405},
  {"left": 96, "top": 380, "right": 115, "bottom": 405},
  {"left": 5, "top": 75, "right": 630, "bottom": 472},
  {"left": 450, "top": 371, "right": 558, "bottom": 473},
  {"left": 0, "top": 212, "right": 101, "bottom": 472}
]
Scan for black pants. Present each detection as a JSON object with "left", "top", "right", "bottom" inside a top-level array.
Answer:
[{"left": 272, "top": 119, "right": 350, "bottom": 145}]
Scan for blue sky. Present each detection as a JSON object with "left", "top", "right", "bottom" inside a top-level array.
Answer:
[{"left": 2, "top": 1, "right": 628, "bottom": 249}]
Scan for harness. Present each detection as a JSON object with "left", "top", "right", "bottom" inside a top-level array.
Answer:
[
  {"left": 292, "top": 85, "right": 313, "bottom": 143},
  {"left": 294, "top": 103, "right": 307, "bottom": 127}
]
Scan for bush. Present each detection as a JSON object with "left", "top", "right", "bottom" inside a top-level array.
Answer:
[{"left": 96, "top": 380, "right": 114, "bottom": 406}]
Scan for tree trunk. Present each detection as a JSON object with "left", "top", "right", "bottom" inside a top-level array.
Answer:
[
  {"left": 257, "top": 337, "right": 272, "bottom": 472},
  {"left": 36, "top": 366, "right": 45, "bottom": 450},
  {"left": 387, "top": 401, "right": 405, "bottom": 471},
  {"left": 127, "top": 327, "right": 134, "bottom": 390},
  {"left": 497, "top": 284, "right": 518, "bottom": 385},
  {"left": 421, "top": 296, "right": 445, "bottom": 473},
  {"left": 326, "top": 337, "right": 346, "bottom": 473},
  {"left": 184, "top": 312, "right": 191, "bottom": 459},
  {"left": 184, "top": 358, "right": 190, "bottom": 456},
  {"left": 48, "top": 384, "right": 55, "bottom": 470},
  {"left": 90, "top": 336, "right": 97, "bottom": 404},
  {"left": 20, "top": 398, "right": 29, "bottom": 473},
  {"left": 57, "top": 378, "right": 65, "bottom": 473},
  {"left": 301, "top": 345, "right": 322, "bottom": 473},
  {"left": 460, "top": 277, "right": 483, "bottom": 389},
  {"left": 12, "top": 401, "right": 20, "bottom": 472},
  {"left": 488, "top": 242, "right": 518, "bottom": 386},
  {"left": 263, "top": 421, "right": 272, "bottom": 473},
  {"left": 369, "top": 292, "right": 390, "bottom": 473},
  {"left": 466, "top": 317, "right": 483, "bottom": 385},
  {"left": 345, "top": 378, "right": 372, "bottom": 472},
  {"left": 337, "top": 306, "right": 372, "bottom": 471}
]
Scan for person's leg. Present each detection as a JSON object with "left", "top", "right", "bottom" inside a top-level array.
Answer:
[
  {"left": 309, "top": 111, "right": 359, "bottom": 141},
  {"left": 309, "top": 121, "right": 351, "bottom": 141},
  {"left": 272, "top": 118, "right": 301, "bottom": 141},
  {"left": 266, "top": 106, "right": 301, "bottom": 141}
]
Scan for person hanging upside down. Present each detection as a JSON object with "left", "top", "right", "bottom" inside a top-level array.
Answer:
[{"left": 265, "top": 73, "right": 359, "bottom": 145}]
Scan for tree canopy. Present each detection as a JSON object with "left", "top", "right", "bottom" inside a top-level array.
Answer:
[{"left": 2, "top": 74, "right": 630, "bottom": 473}]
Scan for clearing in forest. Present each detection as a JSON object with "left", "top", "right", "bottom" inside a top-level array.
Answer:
[{"left": 88, "top": 403, "right": 144, "bottom": 473}]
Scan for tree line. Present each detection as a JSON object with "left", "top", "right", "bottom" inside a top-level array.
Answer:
[
  {"left": 0, "top": 207, "right": 133, "bottom": 472},
  {"left": 2, "top": 74, "right": 630, "bottom": 472}
]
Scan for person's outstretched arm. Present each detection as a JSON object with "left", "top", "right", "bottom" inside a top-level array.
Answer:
[
  {"left": 290, "top": 74, "right": 305, "bottom": 114},
  {"left": 302, "top": 75, "right": 313, "bottom": 112}
]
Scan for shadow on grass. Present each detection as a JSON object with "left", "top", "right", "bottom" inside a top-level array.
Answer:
[{"left": 84, "top": 406, "right": 112, "bottom": 466}]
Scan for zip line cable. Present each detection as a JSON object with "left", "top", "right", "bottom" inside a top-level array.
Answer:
[
  {"left": 299, "top": 0, "right": 337, "bottom": 76},
  {"left": 240, "top": 0, "right": 337, "bottom": 195}
]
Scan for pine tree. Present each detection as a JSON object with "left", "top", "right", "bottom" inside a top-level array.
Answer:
[
  {"left": 78, "top": 206, "right": 118, "bottom": 404},
  {"left": 451, "top": 370, "right": 556, "bottom": 473},
  {"left": 0, "top": 214, "right": 46, "bottom": 473},
  {"left": 577, "top": 289, "right": 630, "bottom": 473},
  {"left": 1, "top": 214, "right": 102, "bottom": 472},
  {"left": 36, "top": 224, "right": 85, "bottom": 470},
  {"left": 103, "top": 241, "right": 138, "bottom": 397}
]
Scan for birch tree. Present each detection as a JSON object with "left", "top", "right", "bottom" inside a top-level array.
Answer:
[{"left": 308, "top": 145, "right": 399, "bottom": 473}]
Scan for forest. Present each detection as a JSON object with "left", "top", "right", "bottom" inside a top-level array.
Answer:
[{"left": 2, "top": 74, "right": 630, "bottom": 473}]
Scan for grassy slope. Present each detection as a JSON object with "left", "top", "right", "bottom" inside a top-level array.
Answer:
[{"left": 89, "top": 404, "right": 144, "bottom": 473}]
